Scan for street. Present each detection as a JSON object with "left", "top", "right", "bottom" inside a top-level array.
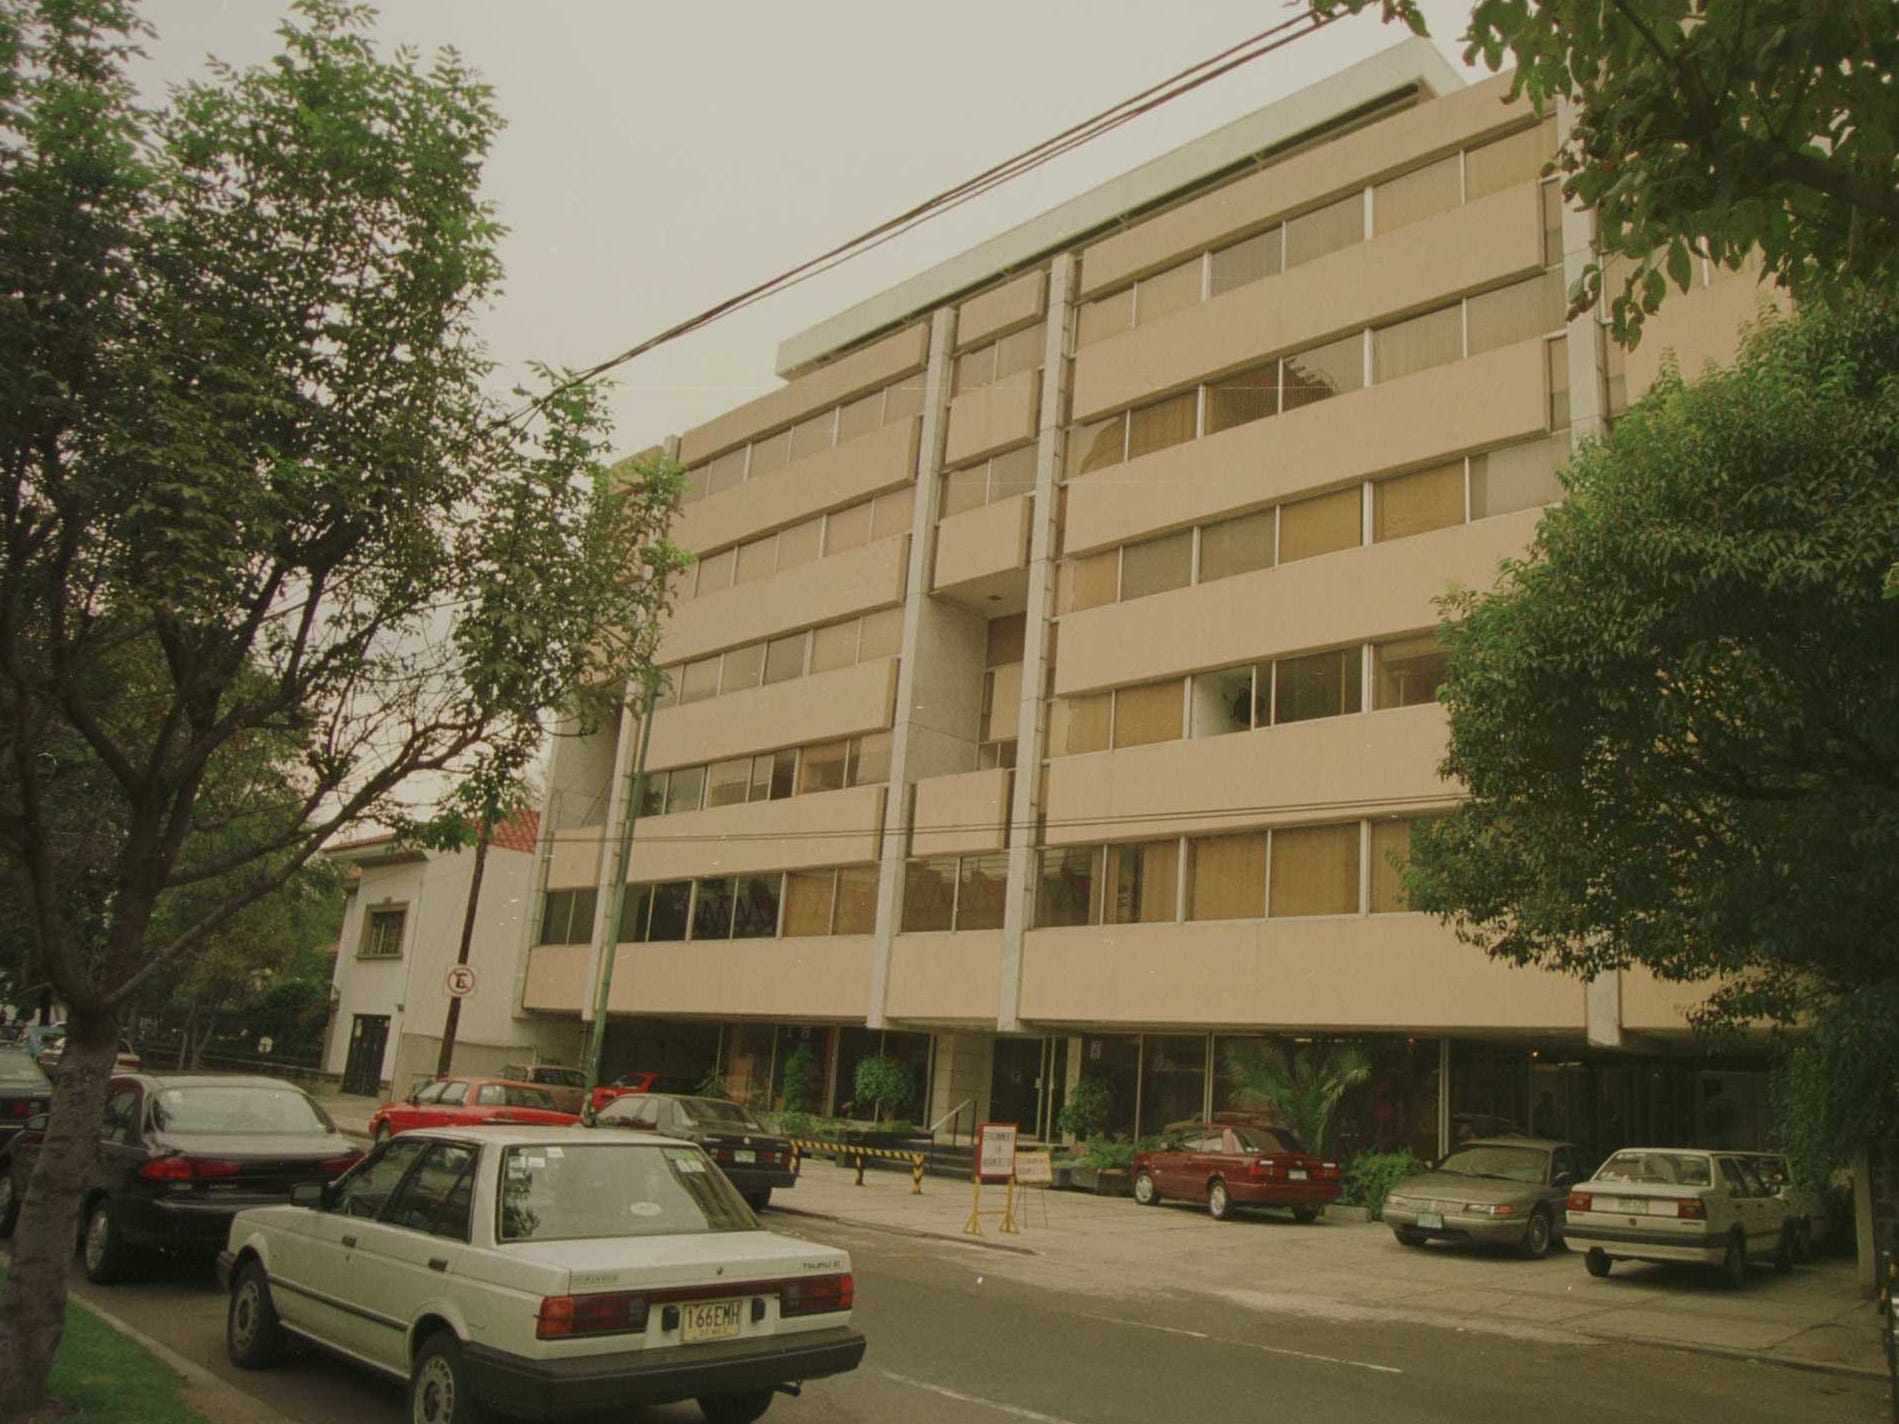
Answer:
[{"left": 65, "top": 1213, "right": 1885, "bottom": 1424}]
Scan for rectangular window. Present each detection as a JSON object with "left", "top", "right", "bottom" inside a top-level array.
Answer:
[
  {"left": 705, "top": 757, "right": 751, "bottom": 809},
  {"left": 989, "top": 444, "right": 1038, "bottom": 501},
  {"left": 1113, "top": 679, "right": 1183, "bottom": 748},
  {"left": 1205, "top": 361, "right": 1278, "bottom": 434},
  {"left": 1274, "top": 647, "right": 1362, "bottom": 724},
  {"left": 857, "top": 606, "right": 903, "bottom": 661},
  {"left": 1067, "top": 412, "right": 1127, "bottom": 478},
  {"left": 775, "top": 518, "right": 823, "bottom": 571},
  {"left": 695, "top": 547, "right": 737, "bottom": 597},
  {"left": 663, "top": 764, "right": 706, "bottom": 816},
  {"left": 953, "top": 342, "right": 998, "bottom": 395},
  {"left": 1050, "top": 692, "right": 1111, "bottom": 756},
  {"left": 901, "top": 858, "right": 958, "bottom": 933},
  {"left": 1191, "top": 667, "right": 1256, "bottom": 738},
  {"left": 1104, "top": 840, "right": 1179, "bottom": 924},
  {"left": 781, "top": 869, "right": 837, "bottom": 937},
  {"left": 1369, "top": 820, "right": 1418, "bottom": 913},
  {"left": 836, "top": 389, "right": 884, "bottom": 443},
  {"left": 538, "top": 888, "right": 595, "bottom": 946},
  {"left": 731, "top": 874, "right": 782, "bottom": 939},
  {"left": 883, "top": 378, "right": 926, "bottom": 425},
  {"left": 720, "top": 642, "right": 764, "bottom": 694},
  {"left": 847, "top": 731, "right": 892, "bottom": 787},
  {"left": 1373, "top": 634, "right": 1449, "bottom": 709},
  {"left": 798, "top": 739, "right": 850, "bottom": 795},
  {"left": 1198, "top": 508, "right": 1276, "bottom": 581},
  {"left": 824, "top": 500, "right": 873, "bottom": 555},
  {"left": 1058, "top": 550, "right": 1119, "bottom": 613},
  {"left": 1210, "top": 228, "right": 1280, "bottom": 296},
  {"left": 1284, "top": 192, "right": 1364, "bottom": 267},
  {"left": 1119, "top": 530, "right": 1192, "bottom": 601},
  {"left": 1465, "top": 117, "right": 1557, "bottom": 201},
  {"left": 619, "top": 884, "right": 653, "bottom": 943},
  {"left": 980, "top": 661, "right": 1023, "bottom": 743},
  {"left": 1472, "top": 435, "right": 1566, "bottom": 518},
  {"left": 810, "top": 619, "right": 859, "bottom": 672},
  {"left": 735, "top": 536, "right": 776, "bottom": 586},
  {"left": 1036, "top": 846, "right": 1102, "bottom": 927},
  {"left": 1187, "top": 832, "right": 1267, "bottom": 921},
  {"left": 645, "top": 881, "right": 693, "bottom": 941},
  {"left": 986, "top": 612, "right": 1027, "bottom": 668},
  {"left": 704, "top": 448, "right": 747, "bottom": 496},
  {"left": 1374, "top": 461, "right": 1465, "bottom": 542},
  {"left": 1282, "top": 333, "right": 1364, "bottom": 411},
  {"left": 995, "top": 323, "right": 1045, "bottom": 380},
  {"left": 1126, "top": 392, "right": 1197, "bottom": 462},
  {"left": 1373, "top": 304, "right": 1463, "bottom": 383},
  {"left": 1135, "top": 258, "right": 1202, "bottom": 326},
  {"left": 691, "top": 878, "right": 736, "bottom": 940},
  {"left": 1546, "top": 336, "right": 1570, "bottom": 429},
  {"left": 680, "top": 464, "right": 710, "bottom": 506},
  {"left": 1269, "top": 823, "right": 1361, "bottom": 917},
  {"left": 1373, "top": 155, "right": 1460, "bottom": 234},
  {"left": 363, "top": 907, "right": 407, "bottom": 958},
  {"left": 1467, "top": 268, "right": 1566, "bottom": 355},
  {"left": 942, "top": 464, "right": 989, "bottom": 517},
  {"left": 833, "top": 865, "right": 879, "bottom": 934},
  {"left": 871, "top": 485, "right": 915, "bottom": 540},
  {"left": 1076, "top": 288, "right": 1134, "bottom": 349},
  {"left": 747, "top": 430, "right": 791, "bottom": 479},
  {"left": 1541, "top": 180, "right": 1565, "bottom": 267},
  {"left": 763, "top": 632, "right": 807, "bottom": 685},
  {"left": 789, "top": 410, "right": 835, "bottom": 463},
  {"left": 638, "top": 768, "right": 668, "bottom": 819},
  {"left": 1278, "top": 487, "right": 1361, "bottom": 563},
  {"left": 955, "top": 854, "right": 1009, "bottom": 931},
  {"left": 759, "top": 747, "right": 798, "bottom": 800}
]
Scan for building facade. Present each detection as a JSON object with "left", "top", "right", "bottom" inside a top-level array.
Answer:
[{"left": 521, "top": 42, "right": 1776, "bottom": 1161}]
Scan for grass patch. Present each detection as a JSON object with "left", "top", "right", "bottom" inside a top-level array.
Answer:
[{"left": 0, "top": 1267, "right": 210, "bottom": 1423}]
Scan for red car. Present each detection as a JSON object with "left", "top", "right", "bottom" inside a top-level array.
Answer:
[
  {"left": 1131, "top": 1120, "right": 1341, "bottom": 1222},
  {"left": 588, "top": 1070, "right": 696, "bottom": 1113},
  {"left": 368, "top": 1076, "right": 578, "bottom": 1141}
]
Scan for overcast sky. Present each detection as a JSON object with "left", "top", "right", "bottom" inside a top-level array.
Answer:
[{"left": 134, "top": 1, "right": 1486, "bottom": 458}]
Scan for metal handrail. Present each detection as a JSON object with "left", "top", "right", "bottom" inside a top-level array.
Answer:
[{"left": 929, "top": 1097, "right": 977, "bottom": 1147}]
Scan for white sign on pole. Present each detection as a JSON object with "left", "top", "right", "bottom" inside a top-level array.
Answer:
[
  {"left": 976, "top": 1122, "right": 1018, "bottom": 1184},
  {"left": 444, "top": 965, "right": 478, "bottom": 998}
]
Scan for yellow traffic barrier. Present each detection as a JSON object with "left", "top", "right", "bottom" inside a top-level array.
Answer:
[{"left": 788, "top": 1137, "right": 926, "bottom": 1194}]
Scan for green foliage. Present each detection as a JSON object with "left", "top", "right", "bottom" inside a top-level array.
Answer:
[
  {"left": 1079, "top": 1135, "right": 1160, "bottom": 1170},
  {"left": 1340, "top": 1150, "right": 1422, "bottom": 1220},
  {"left": 1313, "top": 2, "right": 1899, "bottom": 341},
  {"left": 1056, "top": 1076, "right": 1114, "bottom": 1140},
  {"left": 1221, "top": 1041, "right": 1372, "bottom": 1155},
  {"left": 778, "top": 1042, "right": 821, "bottom": 1115},
  {"left": 1774, "top": 990, "right": 1899, "bottom": 1184},
  {"left": 850, "top": 1054, "right": 917, "bottom": 1123}
]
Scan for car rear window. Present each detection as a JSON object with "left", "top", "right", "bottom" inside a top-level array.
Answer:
[
  {"left": 0, "top": 1051, "right": 48, "bottom": 1087},
  {"left": 532, "top": 1068, "right": 584, "bottom": 1087},
  {"left": 673, "top": 1098, "right": 764, "bottom": 1129},
  {"left": 497, "top": 1144, "right": 754, "bottom": 1242},
  {"left": 477, "top": 1083, "right": 557, "bottom": 1109},
  {"left": 1230, "top": 1125, "right": 1304, "bottom": 1154},
  {"left": 1594, "top": 1150, "right": 1712, "bottom": 1187},
  {"left": 149, "top": 1086, "right": 333, "bottom": 1135}
]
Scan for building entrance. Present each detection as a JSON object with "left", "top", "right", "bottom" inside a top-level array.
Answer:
[{"left": 989, "top": 1036, "right": 1065, "bottom": 1141}]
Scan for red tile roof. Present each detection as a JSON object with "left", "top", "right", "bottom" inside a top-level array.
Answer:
[{"left": 490, "top": 809, "right": 541, "bottom": 854}]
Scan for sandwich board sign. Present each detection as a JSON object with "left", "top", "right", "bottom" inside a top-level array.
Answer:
[
  {"left": 976, "top": 1122, "right": 1018, "bottom": 1184},
  {"left": 1014, "top": 1149, "right": 1053, "bottom": 1186}
]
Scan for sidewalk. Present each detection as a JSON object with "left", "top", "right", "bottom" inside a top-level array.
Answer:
[{"left": 771, "top": 1159, "right": 1886, "bottom": 1379}]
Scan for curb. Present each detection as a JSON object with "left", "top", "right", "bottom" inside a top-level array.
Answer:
[
  {"left": 768, "top": 1203, "right": 1043, "bottom": 1258},
  {"left": 1567, "top": 1323, "right": 1888, "bottom": 1384},
  {"left": 77, "top": 1292, "right": 302, "bottom": 1424}
]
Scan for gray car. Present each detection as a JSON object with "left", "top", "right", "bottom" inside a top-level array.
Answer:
[{"left": 1382, "top": 1136, "right": 1590, "bottom": 1259}]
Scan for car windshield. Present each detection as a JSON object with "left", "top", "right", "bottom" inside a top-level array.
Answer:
[
  {"left": 1593, "top": 1150, "right": 1713, "bottom": 1187},
  {"left": 0, "top": 1050, "right": 48, "bottom": 1087},
  {"left": 1231, "top": 1125, "right": 1304, "bottom": 1154},
  {"left": 532, "top": 1068, "right": 584, "bottom": 1087},
  {"left": 480, "top": 1084, "right": 557, "bottom": 1109},
  {"left": 149, "top": 1086, "right": 333, "bottom": 1135},
  {"left": 1434, "top": 1145, "right": 1548, "bottom": 1183},
  {"left": 673, "top": 1098, "right": 764, "bottom": 1129},
  {"left": 497, "top": 1143, "right": 754, "bottom": 1242}
]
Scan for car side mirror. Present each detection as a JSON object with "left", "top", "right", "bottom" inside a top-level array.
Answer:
[{"left": 290, "top": 1181, "right": 327, "bottom": 1209}]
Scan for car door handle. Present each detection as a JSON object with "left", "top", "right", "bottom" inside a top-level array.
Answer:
[
  {"left": 429, "top": 1257, "right": 448, "bottom": 1272},
  {"left": 341, "top": 1234, "right": 358, "bottom": 1249}
]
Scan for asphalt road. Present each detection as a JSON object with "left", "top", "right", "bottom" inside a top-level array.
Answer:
[{"left": 61, "top": 1213, "right": 1888, "bottom": 1424}]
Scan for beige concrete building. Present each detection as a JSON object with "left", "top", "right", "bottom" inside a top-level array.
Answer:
[{"left": 522, "top": 42, "right": 1776, "bottom": 1161}]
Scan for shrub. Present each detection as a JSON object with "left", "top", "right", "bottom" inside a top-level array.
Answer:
[
  {"left": 1340, "top": 1149, "right": 1422, "bottom": 1220},
  {"left": 779, "top": 1042, "right": 821, "bottom": 1114},
  {"left": 851, "top": 1054, "right": 917, "bottom": 1123},
  {"left": 1057, "top": 1077, "right": 1114, "bottom": 1140},
  {"left": 1079, "top": 1134, "right": 1162, "bottom": 1169}
]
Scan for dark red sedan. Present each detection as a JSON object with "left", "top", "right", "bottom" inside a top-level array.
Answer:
[
  {"left": 1132, "top": 1121, "right": 1340, "bottom": 1222},
  {"left": 367, "top": 1076, "right": 579, "bottom": 1141}
]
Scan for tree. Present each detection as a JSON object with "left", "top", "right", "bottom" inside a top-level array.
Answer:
[
  {"left": 850, "top": 1054, "right": 916, "bottom": 1125},
  {"left": 0, "top": 3, "right": 683, "bottom": 1412},
  {"left": 1221, "top": 1041, "right": 1372, "bottom": 1155},
  {"left": 1315, "top": 2, "right": 1899, "bottom": 339},
  {"left": 1401, "top": 295, "right": 1899, "bottom": 1163}
]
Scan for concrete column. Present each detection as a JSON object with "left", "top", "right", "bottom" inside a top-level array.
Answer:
[
  {"left": 1556, "top": 95, "right": 1608, "bottom": 444},
  {"left": 1585, "top": 972, "right": 1624, "bottom": 1049},
  {"left": 996, "top": 252, "right": 1076, "bottom": 1032},
  {"left": 866, "top": 308, "right": 959, "bottom": 1028},
  {"left": 1437, "top": 1038, "right": 1451, "bottom": 1159}
]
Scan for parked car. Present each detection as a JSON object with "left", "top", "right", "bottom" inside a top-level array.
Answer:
[
  {"left": 37, "top": 1036, "right": 142, "bottom": 1073},
  {"left": 596, "top": 1094, "right": 797, "bottom": 1210},
  {"left": 1131, "top": 1120, "right": 1340, "bottom": 1222},
  {"left": 499, "top": 1062, "right": 587, "bottom": 1114},
  {"left": 591, "top": 1069, "right": 698, "bottom": 1113},
  {"left": 1565, "top": 1147, "right": 1791, "bottom": 1287},
  {"left": 0, "top": 1048, "right": 51, "bottom": 1146},
  {"left": 1738, "top": 1151, "right": 1820, "bottom": 1262},
  {"left": 1382, "top": 1136, "right": 1589, "bottom": 1259},
  {"left": 218, "top": 1125, "right": 865, "bottom": 1424},
  {"left": 17, "top": 1023, "right": 64, "bottom": 1063},
  {"left": 368, "top": 1076, "right": 580, "bottom": 1140},
  {"left": 0, "top": 1073, "right": 359, "bottom": 1282}
]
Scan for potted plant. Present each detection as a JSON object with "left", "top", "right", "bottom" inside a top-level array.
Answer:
[{"left": 1070, "top": 1136, "right": 1139, "bottom": 1196}]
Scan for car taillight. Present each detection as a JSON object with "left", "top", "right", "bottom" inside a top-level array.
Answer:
[
  {"left": 315, "top": 1156, "right": 362, "bottom": 1177},
  {"left": 709, "top": 1148, "right": 732, "bottom": 1163},
  {"left": 2, "top": 1098, "right": 38, "bottom": 1117},
  {"left": 1675, "top": 1198, "right": 1706, "bottom": 1219},
  {"left": 1566, "top": 1191, "right": 1592, "bottom": 1212},
  {"left": 1319, "top": 1161, "right": 1339, "bottom": 1179},
  {"left": 780, "top": 1272, "right": 853, "bottom": 1318},
  {"left": 536, "top": 1290, "right": 650, "bottom": 1339},
  {"left": 138, "top": 1157, "right": 242, "bottom": 1180}
]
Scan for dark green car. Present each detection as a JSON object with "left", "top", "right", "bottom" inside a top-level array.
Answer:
[{"left": 1381, "top": 1137, "right": 1591, "bottom": 1259}]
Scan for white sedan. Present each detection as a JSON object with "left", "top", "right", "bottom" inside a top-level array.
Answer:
[
  {"left": 1564, "top": 1146, "right": 1791, "bottom": 1288},
  {"left": 218, "top": 1126, "right": 865, "bottom": 1424}
]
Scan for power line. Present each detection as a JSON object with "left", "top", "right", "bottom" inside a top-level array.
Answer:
[{"left": 500, "top": 9, "right": 1343, "bottom": 431}]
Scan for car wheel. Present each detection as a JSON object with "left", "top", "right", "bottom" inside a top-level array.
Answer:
[
  {"left": 0, "top": 1169, "right": 19, "bottom": 1239},
  {"left": 410, "top": 1331, "right": 486, "bottom": 1424},
  {"left": 81, "top": 1198, "right": 128, "bottom": 1285},
  {"left": 1517, "top": 1206, "right": 1553, "bottom": 1260},
  {"left": 1773, "top": 1225, "right": 1795, "bottom": 1274},
  {"left": 743, "top": 1187, "right": 772, "bottom": 1212},
  {"left": 1719, "top": 1234, "right": 1748, "bottom": 1289},
  {"left": 1394, "top": 1228, "right": 1428, "bottom": 1247},
  {"left": 1133, "top": 1171, "right": 1161, "bottom": 1206},
  {"left": 1584, "top": 1248, "right": 1612, "bottom": 1278},
  {"left": 227, "top": 1261, "right": 286, "bottom": 1369},
  {"left": 699, "top": 1389, "right": 775, "bottom": 1424},
  {"left": 1794, "top": 1218, "right": 1814, "bottom": 1263},
  {"left": 1291, "top": 1207, "right": 1320, "bottom": 1224},
  {"left": 1207, "top": 1179, "right": 1233, "bottom": 1221}
]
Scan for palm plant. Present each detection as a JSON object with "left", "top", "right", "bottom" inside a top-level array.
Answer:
[{"left": 1220, "top": 1042, "right": 1372, "bottom": 1155}]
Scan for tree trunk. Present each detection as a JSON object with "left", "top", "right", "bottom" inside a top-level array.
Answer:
[
  {"left": 177, "top": 1000, "right": 196, "bottom": 1070},
  {"left": 434, "top": 827, "right": 491, "bottom": 1080},
  {"left": 0, "top": 1010, "right": 119, "bottom": 1418},
  {"left": 190, "top": 1010, "right": 219, "bottom": 1071}
]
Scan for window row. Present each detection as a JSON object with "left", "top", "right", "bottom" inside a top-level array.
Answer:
[
  {"left": 681, "top": 371, "right": 928, "bottom": 505},
  {"left": 1034, "top": 818, "right": 1434, "bottom": 928},
  {"left": 1059, "top": 435, "right": 1568, "bottom": 613},
  {"left": 1076, "top": 117, "right": 1558, "bottom": 349},
  {"left": 1049, "top": 633, "right": 1448, "bottom": 757},
  {"left": 978, "top": 613, "right": 1027, "bottom": 771},
  {"left": 656, "top": 606, "right": 902, "bottom": 708},
  {"left": 619, "top": 865, "right": 880, "bottom": 942},
  {"left": 640, "top": 731, "right": 892, "bottom": 818},
  {"left": 901, "top": 852, "right": 1010, "bottom": 933},
  {"left": 953, "top": 322, "right": 1045, "bottom": 396},
  {"left": 1067, "top": 265, "right": 1569, "bottom": 480},
  {"left": 941, "top": 443, "right": 1039, "bottom": 518},
  {"left": 679, "top": 485, "right": 914, "bottom": 602}
]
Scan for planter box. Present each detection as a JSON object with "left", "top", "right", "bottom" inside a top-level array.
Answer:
[
  {"left": 1069, "top": 1165, "right": 1133, "bottom": 1197},
  {"left": 1326, "top": 1203, "right": 1373, "bottom": 1223}
]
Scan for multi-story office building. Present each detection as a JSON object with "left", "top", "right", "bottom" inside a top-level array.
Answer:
[{"left": 519, "top": 41, "right": 1774, "bottom": 1162}]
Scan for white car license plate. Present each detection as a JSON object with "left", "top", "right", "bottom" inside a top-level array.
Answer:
[
  {"left": 1417, "top": 1211, "right": 1445, "bottom": 1229},
  {"left": 733, "top": 1149, "right": 756, "bottom": 1164},
  {"left": 1288, "top": 1169, "right": 1308, "bottom": 1181},
  {"left": 681, "top": 1299, "right": 743, "bottom": 1343}
]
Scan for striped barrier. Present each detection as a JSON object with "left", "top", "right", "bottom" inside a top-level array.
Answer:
[{"left": 788, "top": 1138, "right": 926, "bottom": 1194}]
